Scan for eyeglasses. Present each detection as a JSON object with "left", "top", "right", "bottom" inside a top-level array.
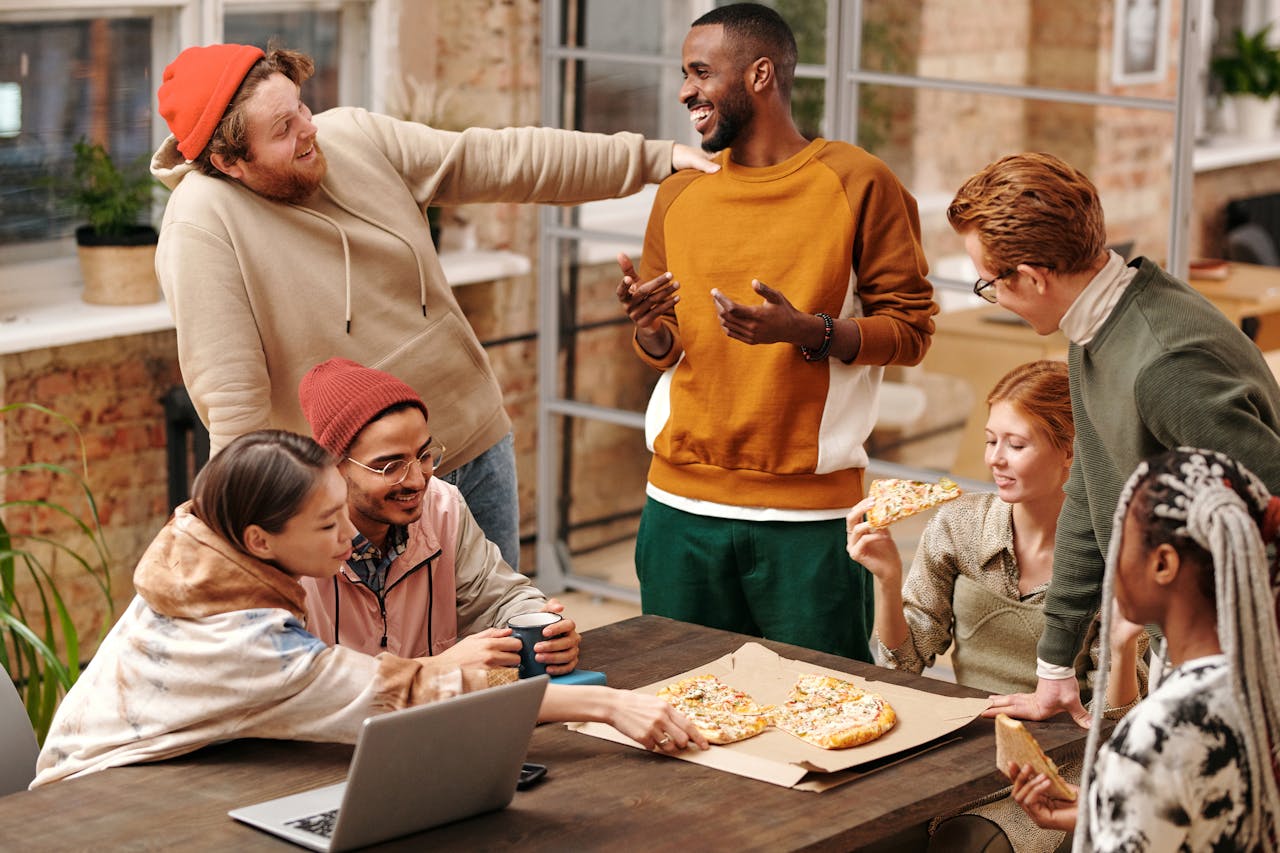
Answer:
[
  {"left": 973, "top": 269, "right": 1015, "bottom": 303},
  {"left": 346, "top": 440, "right": 446, "bottom": 485}
]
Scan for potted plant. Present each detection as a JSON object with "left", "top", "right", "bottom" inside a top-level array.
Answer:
[
  {"left": 1211, "top": 24, "right": 1280, "bottom": 140},
  {"left": 65, "top": 139, "right": 162, "bottom": 305},
  {"left": 1, "top": 403, "right": 113, "bottom": 742}
]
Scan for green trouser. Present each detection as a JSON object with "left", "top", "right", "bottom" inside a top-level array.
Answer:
[{"left": 635, "top": 498, "right": 875, "bottom": 662}]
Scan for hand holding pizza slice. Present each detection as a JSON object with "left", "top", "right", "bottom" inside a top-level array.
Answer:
[{"left": 864, "top": 476, "right": 961, "bottom": 529}]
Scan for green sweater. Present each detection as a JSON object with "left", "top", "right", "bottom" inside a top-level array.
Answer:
[{"left": 1040, "top": 258, "right": 1280, "bottom": 666}]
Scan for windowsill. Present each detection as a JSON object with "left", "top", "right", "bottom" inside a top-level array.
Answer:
[
  {"left": 1193, "top": 135, "right": 1280, "bottom": 172},
  {"left": 0, "top": 249, "right": 531, "bottom": 357}
]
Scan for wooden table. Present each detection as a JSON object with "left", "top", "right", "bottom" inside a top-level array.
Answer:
[
  {"left": 921, "top": 304, "right": 1068, "bottom": 480},
  {"left": 0, "top": 616, "right": 1090, "bottom": 851},
  {"left": 1190, "top": 261, "right": 1280, "bottom": 329}
]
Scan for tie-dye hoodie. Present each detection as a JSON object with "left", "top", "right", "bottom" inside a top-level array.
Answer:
[{"left": 31, "top": 503, "right": 484, "bottom": 787}]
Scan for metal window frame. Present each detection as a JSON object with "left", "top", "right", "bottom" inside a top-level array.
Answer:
[{"left": 535, "top": 0, "right": 1203, "bottom": 597}]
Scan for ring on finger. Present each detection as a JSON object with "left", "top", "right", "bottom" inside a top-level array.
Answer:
[{"left": 656, "top": 734, "right": 671, "bottom": 746}]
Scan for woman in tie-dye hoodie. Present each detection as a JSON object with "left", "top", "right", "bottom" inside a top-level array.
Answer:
[{"left": 33, "top": 430, "right": 704, "bottom": 787}]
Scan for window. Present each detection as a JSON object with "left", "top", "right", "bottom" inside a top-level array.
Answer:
[{"left": 0, "top": 1, "right": 376, "bottom": 252}]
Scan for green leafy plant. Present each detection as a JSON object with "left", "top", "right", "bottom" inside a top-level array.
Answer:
[
  {"left": 65, "top": 139, "right": 157, "bottom": 238},
  {"left": 1211, "top": 25, "right": 1280, "bottom": 98},
  {"left": 1, "top": 403, "right": 113, "bottom": 743}
]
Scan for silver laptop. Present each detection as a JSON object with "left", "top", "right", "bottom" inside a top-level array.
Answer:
[{"left": 229, "top": 675, "right": 548, "bottom": 851}]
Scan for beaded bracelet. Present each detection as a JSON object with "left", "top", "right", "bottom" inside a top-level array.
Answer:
[{"left": 800, "top": 312, "right": 834, "bottom": 362}]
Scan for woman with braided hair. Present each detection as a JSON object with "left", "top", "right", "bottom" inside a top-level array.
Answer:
[{"left": 1008, "top": 447, "right": 1280, "bottom": 851}]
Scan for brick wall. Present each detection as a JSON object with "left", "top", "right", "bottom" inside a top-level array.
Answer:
[{"left": 2, "top": 332, "right": 183, "bottom": 654}]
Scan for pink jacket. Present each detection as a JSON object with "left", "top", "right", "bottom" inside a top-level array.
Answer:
[{"left": 301, "top": 478, "right": 546, "bottom": 657}]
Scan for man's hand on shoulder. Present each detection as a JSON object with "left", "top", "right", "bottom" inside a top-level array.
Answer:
[
  {"left": 436, "top": 628, "right": 522, "bottom": 670},
  {"left": 536, "top": 598, "right": 581, "bottom": 675},
  {"left": 672, "top": 144, "right": 719, "bottom": 174}
]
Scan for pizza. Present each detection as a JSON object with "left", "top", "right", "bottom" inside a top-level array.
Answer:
[
  {"left": 994, "top": 714, "right": 1076, "bottom": 801},
  {"left": 656, "top": 674, "right": 771, "bottom": 744},
  {"left": 771, "top": 673, "right": 896, "bottom": 749},
  {"left": 864, "top": 476, "right": 961, "bottom": 528}
]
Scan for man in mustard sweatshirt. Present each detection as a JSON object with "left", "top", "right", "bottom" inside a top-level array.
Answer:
[
  {"left": 151, "top": 43, "right": 715, "bottom": 573},
  {"left": 616, "top": 3, "right": 936, "bottom": 660}
]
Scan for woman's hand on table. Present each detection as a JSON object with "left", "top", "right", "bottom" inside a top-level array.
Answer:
[
  {"left": 608, "top": 691, "right": 710, "bottom": 754},
  {"left": 1008, "top": 762, "right": 1079, "bottom": 832}
]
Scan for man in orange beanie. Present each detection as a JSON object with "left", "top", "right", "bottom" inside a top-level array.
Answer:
[
  {"left": 296, "top": 357, "right": 582, "bottom": 672},
  {"left": 151, "top": 43, "right": 717, "bottom": 574}
]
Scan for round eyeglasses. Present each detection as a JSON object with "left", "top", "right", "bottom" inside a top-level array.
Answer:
[{"left": 346, "top": 440, "right": 446, "bottom": 485}]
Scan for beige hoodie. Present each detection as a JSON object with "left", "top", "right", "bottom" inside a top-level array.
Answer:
[
  {"left": 151, "top": 108, "right": 675, "bottom": 464},
  {"left": 31, "top": 504, "right": 482, "bottom": 787}
]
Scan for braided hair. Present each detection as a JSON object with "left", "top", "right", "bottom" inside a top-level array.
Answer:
[{"left": 1075, "top": 448, "right": 1280, "bottom": 851}]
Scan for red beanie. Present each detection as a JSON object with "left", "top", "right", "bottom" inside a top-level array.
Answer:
[
  {"left": 298, "top": 358, "right": 429, "bottom": 456},
  {"left": 158, "top": 44, "right": 265, "bottom": 161}
]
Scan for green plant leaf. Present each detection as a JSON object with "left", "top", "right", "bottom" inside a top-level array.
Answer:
[{"left": 0, "top": 402, "right": 112, "bottom": 743}]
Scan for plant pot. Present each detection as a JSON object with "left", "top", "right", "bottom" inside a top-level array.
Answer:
[
  {"left": 1231, "top": 94, "right": 1280, "bottom": 141},
  {"left": 74, "top": 225, "right": 161, "bottom": 305}
]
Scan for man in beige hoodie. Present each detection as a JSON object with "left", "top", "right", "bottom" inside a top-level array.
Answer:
[{"left": 151, "top": 44, "right": 715, "bottom": 572}]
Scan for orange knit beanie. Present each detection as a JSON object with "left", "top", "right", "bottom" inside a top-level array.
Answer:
[
  {"left": 158, "top": 43, "right": 265, "bottom": 161},
  {"left": 298, "top": 358, "right": 429, "bottom": 456}
]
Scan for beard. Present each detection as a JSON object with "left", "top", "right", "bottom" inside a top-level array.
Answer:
[
  {"left": 245, "top": 142, "right": 328, "bottom": 204},
  {"left": 701, "top": 85, "right": 754, "bottom": 153}
]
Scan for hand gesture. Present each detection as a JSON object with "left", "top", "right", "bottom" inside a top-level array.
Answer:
[
  {"left": 534, "top": 599, "right": 581, "bottom": 675},
  {"left": 617, "top": 253, "right": 679, "bottom": 331},
  {"left": 434, "top": 627, "right": 522, "bottom": 670},
  {"left": 1008, "top": 762, "right": 1079, "bottom": 832},
  {"left": 710, "top": 280, "right": 805, "bottom": 346},
  {"left": 984, "top": 676, "right": 1091, "bottom": 728},
  {"left": 672, "top": 144, "right": 720, "bottom": 174},
  {"left": 845, "top": 497, "right": 903, "bottom": 586}
]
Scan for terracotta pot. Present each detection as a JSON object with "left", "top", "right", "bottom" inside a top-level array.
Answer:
[{"left": 74, "top": 225, "right": 161, "bottom": 305}]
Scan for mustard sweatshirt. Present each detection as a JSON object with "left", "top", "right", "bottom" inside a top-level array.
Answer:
[{"left": 635, "top": 139, "right": 936, "bottom": 511}]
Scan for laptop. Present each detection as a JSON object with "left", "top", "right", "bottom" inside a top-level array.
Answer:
[{"left": 229, "top": 675, "right": 548, "bottom": 851}]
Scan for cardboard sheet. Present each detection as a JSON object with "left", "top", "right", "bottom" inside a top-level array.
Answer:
[{"left": 568, "top": 642, "right": 991, "bottom": 791}]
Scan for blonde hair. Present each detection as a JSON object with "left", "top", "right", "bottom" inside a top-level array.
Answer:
[
  {"left": 986, "top": 360, "right": 1073, "bottom": 458},
  {"left": 947, "top": 152, "right": 1107, "bottom": 276},
  {"left": 1076, "top": 448, "right": 1280, "bottom": 851}
]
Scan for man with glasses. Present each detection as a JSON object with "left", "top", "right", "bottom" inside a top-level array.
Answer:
[
  {"left": 295, "top": 357, "right": 580, "bottom": 671},
  {"left": 614, "top": 4, "right": 936, "bottom": 662},
  {"left": 948, "top": 152, "right": 1280, "bottom": 727}
]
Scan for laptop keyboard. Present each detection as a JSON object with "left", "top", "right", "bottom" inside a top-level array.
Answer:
[{"left": 286, "top": 808, "right": 339, "bottom": 838}]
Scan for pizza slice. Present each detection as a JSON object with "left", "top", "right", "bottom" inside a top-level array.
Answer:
[
  {"left": 657, "top": 674, "right": 771, "bottom": 745},
  {"left": 771, "top": 673, "right": 896, "bottom": 750},
  {"left": 865, "top": 476, "right": 962, "bottom": 529},
  {"left": 994, "top": 714, "right": 1076, "bottom": 801}
]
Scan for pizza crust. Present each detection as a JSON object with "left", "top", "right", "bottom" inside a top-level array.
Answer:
[{"left": 994, "top": 714, "right": 1076, "bottom": 801}]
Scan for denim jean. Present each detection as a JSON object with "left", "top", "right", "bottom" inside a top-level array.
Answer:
[{"left": 440, "top": 432, "right": 520, "bottom": 570}]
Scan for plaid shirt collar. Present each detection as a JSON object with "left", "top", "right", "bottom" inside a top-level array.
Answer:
[{"left": 346, "top": 523, "right": 409, "bottom": 595}]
